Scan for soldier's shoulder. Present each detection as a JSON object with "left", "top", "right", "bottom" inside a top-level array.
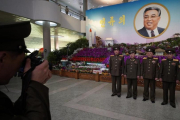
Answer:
[
  {"left": 162, "top": 59, "right": 166, "bottom": 61},
  {"left": 173, "top": 59, "right": 179, "bottom": 62},
  {"left": 153, "top": 58, "right": 158, "bottom": 60},
  {"left": 119, "top": 55, "right": 123, "bottom": 57},
  {"left": 143, "top": 57, "right": 147, "bottom": 59},
  {"left": 110, "top": 55, "right": 114, "bottom": 57}
]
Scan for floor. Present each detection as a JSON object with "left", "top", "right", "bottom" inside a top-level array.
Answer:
[{"left": 1, "top": 75, "right": 180, "bottom": 120}]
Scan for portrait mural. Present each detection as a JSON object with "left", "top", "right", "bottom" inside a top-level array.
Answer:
[{"left": 134, "top": 3, "right": 170, "bottom": 39}]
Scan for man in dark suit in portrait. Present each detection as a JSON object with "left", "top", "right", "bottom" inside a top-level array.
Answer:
[
  {"left": 109, "top": 46, "right": 124, "bottom": 97},
  {"left": 138, "top": 7, "right": 165, "bottom": 37}
]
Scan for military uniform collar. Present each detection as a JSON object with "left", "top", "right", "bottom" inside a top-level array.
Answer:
[
  {"left": 147, "top": 57, "right": 153, "bottom": 59},
  {"left": 130, "top": 58, "right": 135, "bottom": 61},
  {"left": 167, "top": 58, "right": 173, "bottom": 61},
  {"left": 114, "top": 54, "right": 119, "bottom": 56}
]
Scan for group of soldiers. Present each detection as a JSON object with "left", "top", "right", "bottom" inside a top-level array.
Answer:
[{"left": 109, "top": 46, "right": 180, "bottom": 108}]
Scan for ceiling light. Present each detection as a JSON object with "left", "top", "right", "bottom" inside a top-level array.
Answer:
[
  {"left": 35, "top": 21, "right": 57, "bottom": 27},
  {"left": 51, "top": 35, "right": 64, "bottom": 38}
]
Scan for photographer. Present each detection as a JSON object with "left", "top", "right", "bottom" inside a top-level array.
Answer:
[{"left": 0, "top": 22, "right": 52, "bottom": 120}]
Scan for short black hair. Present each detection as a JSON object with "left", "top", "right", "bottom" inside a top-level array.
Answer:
[{"left": 144, "top": 7, "right": 161, "bottom": 16}]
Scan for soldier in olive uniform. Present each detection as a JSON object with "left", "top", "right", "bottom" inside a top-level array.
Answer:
[
  {"left": 160, "top": 48, "right": 179, "bottom": 108},
  {"left": 109, "top": 46, "right": 124, "bottom": 97},
  {"left": 141, "top": 47, "right": 159, "bottom": 103},
  {"left": 124, "top": 49, "right": 140, "bottom": 99}
]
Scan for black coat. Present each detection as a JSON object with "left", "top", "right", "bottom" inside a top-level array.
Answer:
[
  {"left": 160, "top": 59, "right": 180, "bottom": 82},
  {"left": 0, "top": 81, "right": 51, "bottom": 120},
  {"left": 124, "top": 58, "right": 140, "bottom": 79},
  {"left": 109, "top": 55, "right": 124, "bottom": 76},
  {"left": 141, "top": 57, "right": 159, "bottom": 79}
]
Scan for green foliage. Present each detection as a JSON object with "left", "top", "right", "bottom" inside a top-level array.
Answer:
[
  {"left": 48, "top": 38, "right": 89, "bottom": 61},
  {"left": 47, "top": 52, "right": 57, "bottom": 63}
]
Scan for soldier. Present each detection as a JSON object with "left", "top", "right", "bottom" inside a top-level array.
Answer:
[
  {"left": 109, "top": 46, "right": 124, "bottom": 97},
  {"left": 141, "top": 47, "right": 159, "bottom": 103},
  {"left": 124, "top": 49, "right": 140, "bottom": 99},
  {"left": 160, "top": 48, "right": 179, "bottom": 108}
]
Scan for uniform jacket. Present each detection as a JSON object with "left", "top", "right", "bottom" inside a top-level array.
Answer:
[
  {"left": 0, "top": 81, "right": 51, "bottom": 120},
  {"left": 124, "top": 58, "right": 140, "bottom": 79},
  {"left": 109, "top": 55, "right": 124, "bottom": 76},
  {"left": 141, "top": 57, "right": 159, "bottom": 79},
  {"left": 160, "top": 59, "right": 180, "bottom": 82}
]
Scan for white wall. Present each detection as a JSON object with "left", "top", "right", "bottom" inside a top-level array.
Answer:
[{"left": 0, "top": 0, "right": 85, "bottom": 33}]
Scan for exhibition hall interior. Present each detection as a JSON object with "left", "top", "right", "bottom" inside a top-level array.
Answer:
[{"left": 0, "top": 0, "right": 180, "bottom": 120}]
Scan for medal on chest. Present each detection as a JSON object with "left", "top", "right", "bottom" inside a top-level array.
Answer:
[
  {"left": 152, "top": 60, "right": 156, "bottom": 64},
  {"left": 171, "top": 62, "right": 176, "bottom": 66}
]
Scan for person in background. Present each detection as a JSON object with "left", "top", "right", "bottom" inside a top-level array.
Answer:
[
  {"left": 65, "top": 6, "right": 69, "bottom": 15},
  {"left": 124, "top": 49, "right": 140, "bottom": 100}
]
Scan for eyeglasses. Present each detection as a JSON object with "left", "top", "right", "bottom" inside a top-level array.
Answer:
[{"left": 144, "top": 15, "right": 159, "bottom": 19}]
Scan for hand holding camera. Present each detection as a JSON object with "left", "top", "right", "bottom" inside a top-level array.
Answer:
[{"left": 24, "top": 58, "right": 52, "bottom": 84}]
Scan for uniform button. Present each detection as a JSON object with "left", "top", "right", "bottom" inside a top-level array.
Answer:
[
  {"left": 116, "top": 59, "right": 117, "bottom": 60},
  {"left": 168, "top": 73, "right": 170, "bottom": 74},
  {"left": 169, "top": 69, "right": 170, "bottom": 71},
  {"left": 131, "top": 65, "right": 132, "bottom": 66}
]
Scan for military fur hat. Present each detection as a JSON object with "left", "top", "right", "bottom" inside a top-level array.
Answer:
[{"left": 0, "top": 21, "right": 31, "bottom": 53}]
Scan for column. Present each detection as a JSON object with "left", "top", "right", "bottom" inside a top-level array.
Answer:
[
  {"left": 43, "top": 21, "right": 51, "bottom": 59},
  {"left": 83, "top": 0, "right": 87, "bottom": 20},
  {"left": 54, "top": 27, "right": 59, "bottom": 50}
]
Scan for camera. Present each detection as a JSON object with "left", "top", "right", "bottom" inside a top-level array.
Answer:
[{"left": 22, "top": 50, "right": 52, "bottom": 70}]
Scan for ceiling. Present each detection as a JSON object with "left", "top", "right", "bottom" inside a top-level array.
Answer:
[
  {"left": 0, "top": 10, "right": 83, "bottom": 49},
  {"left": 57, "top": 0, "right": 124, "bottom": 12}
]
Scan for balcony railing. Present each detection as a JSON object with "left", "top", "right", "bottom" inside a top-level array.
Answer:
[{"left": 51, "top": 0, "right": 85, "bottom": 20}]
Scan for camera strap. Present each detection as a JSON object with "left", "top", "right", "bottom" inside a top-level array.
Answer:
[{"left": 14, "top": 66, "right": 36, "bottom": 115}]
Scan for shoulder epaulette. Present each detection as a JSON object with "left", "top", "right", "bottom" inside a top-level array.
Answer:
[
  {"left": 162, "top": 59, "right": 166, "bottom": 61},
  {"left": 143, "top": 57, "right": 147, "bottom": 59},
  {"left": 153, "top": 58, "right": 158, "bottom": 60},
  {"left": 173, "top": 59, "right": 179, "bottom": 61},
  {"left": 110, "top": 55, "right": 114, "bottom": 56},
  {"left": 178, "top": 65, "right": 180, "bottom": 68},
  {"left": 119, "top": 55, "right": 123, "bottom": 57}
]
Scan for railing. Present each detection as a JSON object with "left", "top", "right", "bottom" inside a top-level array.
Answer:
[{"left": 50, "top": 0, "right": 85, "bottom": 20}]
